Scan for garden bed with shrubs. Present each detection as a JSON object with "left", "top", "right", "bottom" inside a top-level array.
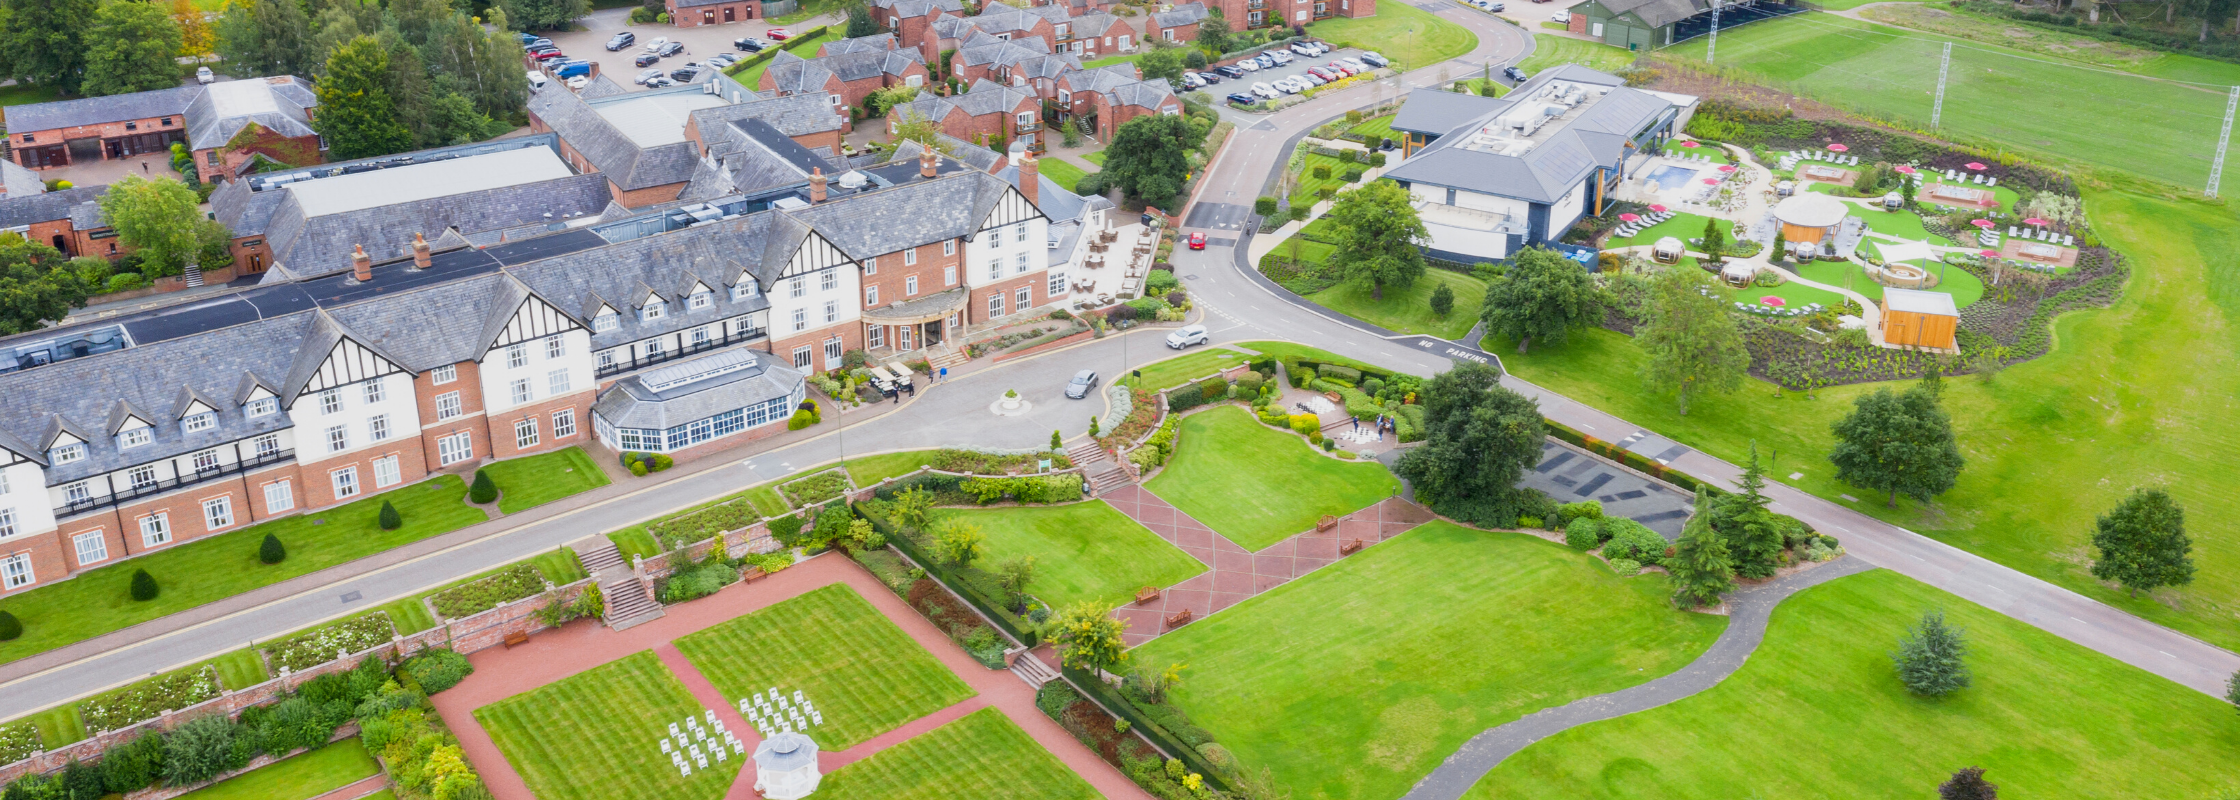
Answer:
[
  {"left": 779, "top": 468, "right": 852, "bottom": 507},
  {"left": 964, "top": 322, "right": 1089, "bottom": 359},
  {"left": 1034, "top": 681, "right": 1211, "bottom": 800},
  {"left": 426, "top": 564, "right": 545, "bottom": 620},
  {"left": 646, "top": 494, "right": 766, "bottom": 551},
  {"left": 79, "top": 666, "right": 224, "bottom": 733},
  {"left": 262, "top": 613, "right": 398, "bottom": 673},
  {"left": 910, "top": 448, "right": 1076, "bottom": 476},
  {"left": 856, "top": 496, "right": 1041, "bottom": 648},
  {"left": 0, "top": 720, "right": 35, "bottom": 764}
]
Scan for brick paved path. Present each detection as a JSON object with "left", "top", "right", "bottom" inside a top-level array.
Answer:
[
  {"left": 1101, "top": 486, "right": 1434, "bottom": 646},
  {"left": 428, "top": 554, "right": 1151, "bottom": 800}
]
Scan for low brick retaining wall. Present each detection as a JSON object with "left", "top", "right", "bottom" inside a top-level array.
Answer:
[{"left": 991, "top": 330, "right": 1094, "bottom": 363}]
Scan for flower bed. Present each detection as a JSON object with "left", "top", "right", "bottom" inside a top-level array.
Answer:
[
  {"left": 80, "top": 666, "right": 223, "bottom": 732},
  {"left": 919, "top": 449, "right": 1074, "bottom": 474},
  {"left": 0, "top": 721, "right": 37, "bottom": 764},
  {"left": 427, "top": 564, "right": 545, "bottom": 620},
  {"left": 964, "top": 325, "right": 1065, "bottom": 358},
  {"left": 263, "top": 612, "right": 398, "bottom": 673},
  {"left": 779, "top": 468, "right": 850, "bottom": 507},
  {"left": 647, "top": 495, "right": 763, "bottom": 549}
]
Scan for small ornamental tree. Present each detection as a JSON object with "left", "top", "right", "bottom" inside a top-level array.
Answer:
[
  {"left": 2089, "top": 487, "right": 2194, "bottom": 598},
  {"left": 2226, "top": 669, "right": 2239, "bottom": 716},
  {"left": 1892, "top": 609, "right": 1971, "bottom": 697},
  {"left": 1428, "top": 282, "right": 1455, "bottom": 317},
  {"left": 1051, "top": 429, "right": 1064, "bottom": 450},
  {"left": 0, "top": 609, "right": 21, "bottom": 641},
  {"left": 996, "top": 555, "right": 1038, "bottom": 611},
  {"left": 891, "top": 487, "right": 935, "bottom": 530},
  {"left": 378, "top": 499, "right": 402, "bottom": 530},
  {"left": 1480, "top": 247, "right": 1600, "bottom": 354},
  {"left": 1771, "top": 228, "right": 1788, "bottom": 263},
  {"left": 1700, "top": 217, "right": 1728, "bottom": 264},
  {"left": 934, "top": 518, "right": 986, "bottom": 567},
  {"left": 1829, "top": 386, "right": 1964, "bottom": 508},
  {"left": 1938, "top": 767, "right": 1998, "bottom": 800},
  {"left": 130, "top": 568, "right": 160, "bottom": 601},
  {"left": 258, "top": 533, "right": 287, "bottom": 564},
  {"left": 1050, "top": 600, "right": 1129, "bottom": 673},
  {"left": 1089, "top": 415, "right": 1101, "bottom": 437},
  {"left": 470, "top": 470, "right": 498, "bottom": 504}
]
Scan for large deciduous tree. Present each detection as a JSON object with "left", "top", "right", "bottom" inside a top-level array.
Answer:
[
  {"left": 1479, "top": 246, "right": 1600, "bottom": 354},
  {"left": 1322, "top": 180, "right": 1426, "bottom": 300},
  {"left": 1891, "top": 609, "right": 1971, "bottom": 697},
  {"left": 1102, "top": 114, "right": 1204, "bottom": 211},
  {"left": 1666, "top": 487, "right": 1735, "bottom": 607},
  {"left": 1393, "top": 362, "right": 1547, "bottom": 527},
  {"left": 216, "top": 0, "right": 313, "bottom": 80},
  {"left": 424, "top": 8, "right": 530, "bottom": 125},
  {"left": 2089, "top": 487, "right": 2194, "bottom": 598},
  {"left": 1828, "top": 386, "right": 1964, "bottom": 508},
  {"left": 313, "top": 36, "right": 414, "bottom": 160},
  {"left": 2, "top": 0, "right": 99, "bottom": 93},
  {"left": 1636, "top": 266, "right": 1748, "bottom": 416},
  {"left": 0, "top": 236, "right": 94, "bottom": 335},
  {"left": 98, "top": 176, "right": 228, "bottom": 278},
  {"left": 82, "top": 0, "right": 185, "bottom": 96},
  {"left": 1137, "top": 46, "right": 1188, "bottom": 86},
  {"left": 498, "top": 0, "right": 589, "bottom": 32},
  {"left": 1194, "top": 16, "right": 1231, "bottom": 54}
]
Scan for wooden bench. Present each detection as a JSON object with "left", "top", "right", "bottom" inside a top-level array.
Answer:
[
  {"left": 1135, "top": 586, "right": 1162, "bottom": 605},
  {"left": 1339, "top": 539, "right": 1364, "bottom": 556},
  {"left": 1315, "top": 514, "right": 1341, "bottom": 533},
  {"left": 742, "top": 567, "right": 768, "bottom": 583},
  {"left": 502, "top": 631, "right": 530, "bottom": 648},
  {"left": 1165, "top": 609, "right": 1194, "bottom": 629}
]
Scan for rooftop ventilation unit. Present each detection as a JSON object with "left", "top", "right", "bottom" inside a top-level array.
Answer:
[{"left": 837, "top": 170, "right": 868, "bottom": 190}]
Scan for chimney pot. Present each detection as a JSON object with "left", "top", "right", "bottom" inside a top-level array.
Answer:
[
  {"left": 920, "top": 148, "right": 938, "bottom": 179},
  {"left": 350, "top": 244, "right": 372, "bottom": 283},
  {"left": 1018, "top": 152, "right": 1039, "bottom": 208},
  {"left": 810, "top": 167, "right": 828, "bottom": 203},
  {"left": 411, "top": 232, "right": 432, "bottom": 270}
]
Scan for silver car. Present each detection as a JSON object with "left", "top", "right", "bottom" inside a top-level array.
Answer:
[{"left": 1065, "top": 370, "right": 1100, "bottom": 399}]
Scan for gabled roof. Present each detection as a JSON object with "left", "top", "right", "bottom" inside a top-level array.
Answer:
[
  {"left": 5, "top": 86, "right": 201, "bottom": 134},
  {"left": 1389, "top": 87, "right": 1509, "bottom": 135},
  {"left": 689, "top": 92, "right": 847, "bottom": 151},
  {"left": 889, "top": 79, "right": 1036, "bottom": 124},
  {"left": 504, "top": 213, "right": 800, "bottom": 351},
  {"left": 1594, "top": 0, "right": 1710, "bottom": 28},
  {"left": 762, "top": 51, "right": 840, "bottom": 96},
  {"left": 1058, "top": 64, "right": 1143, "bottom": 92},
  {"left": 323, "top": 273, "right": 513, "bottom": 370},
  {"left": 1150, "top": 2, "right": 1208, "bottom": 28},
  {"left": 889, "top": 136, "right": 1003, "bottom": 173},
  {"left": 263, "top": 172, "right": 614, "bottom": 278},
  {"left": 0, "top": 186, "right": 105, "bottom": 229},
  {"left": 1109, "top": 78, "right": 1176, "bottom": 111},
  {"left": 1382, "top": 67, "right": 1684, "bottom": 204},
  {"left": 822, "top": 33, "right": 900, "bottom": 56},
  {"left": 781, "top": 169, "right": 1044, "bottom": 260},
  {"left": 529, "top": 82, "right": 704, "bottom": 191},
  {"left": 0, "top": 160, "right": 43, "bottom": 200},
  {"left": 579, "top": 74, "right": 633, "bottom": 99},
  {"left": 185, "top": 76, "right": 319, "bottom": 151},
  {"left": 1069, "top": 11, "right": 1126, "bottom": 37},
  {"left": 869, "top": 0, "right": 965, "bottom": 15}
]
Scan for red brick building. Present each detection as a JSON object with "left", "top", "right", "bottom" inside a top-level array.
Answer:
[
  {"left": 758, "top": 45, "right": 930, "bottom": 114},
  {"left": 665, "top": 0, "right": 764, "bottom": 26},
  {"left": 1055, "top": 65, "right": 1180, "bottom": 143},
  {"left": 1144, "top": 2, "right": 1211, "bottom": 44},
  {"left": 887, "top": 79, "right": 1043, "bottom": 151},
  {"left": 4, "top": 77, "right": 322, "bottom": 183}
]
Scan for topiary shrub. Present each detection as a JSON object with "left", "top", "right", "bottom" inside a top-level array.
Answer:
[
  {"left": 1564, "top": 518, "right": 1603, "bottom": 550},
  {"left": 258, "top": 533, "right": 286, "bottom": 564},
  {"left": 0, "top": 610, "right": 19, "bottom": 641},
  {"left": 378, "top": 499, "right": 401, "bottom": 530},
  {"left": 1318, "top": 365, "right": 1361, "bottom": 383},
  {"left": 1607, "top": 558, "right": 1642, "bottom": 576},
  {"left": 767, "top": 513, "right": 806, "bottom": 546},
  {"left": 787, "top": 409, "right": 819, "bottom": 430},
  {"left": 1312, "top": 164, "right": 1331, "bottom": 179},
  {"left": 1558, "top": 500, "right": 1604, "bottom": 523},
  {"left": 1600, "top": 519, "right": 1669, "bottom": 566},
  {"left": 469, "top": 470, "right": 498, "bottom": 504},
  {"left": 404, "top": 648, "right": 474, "bottom": 694},
  {"left": 630, "top": 460, "right": 649, "bottom": 477},
  {"left": 130, "top": 569, "right": 159, "bottom": 601}
]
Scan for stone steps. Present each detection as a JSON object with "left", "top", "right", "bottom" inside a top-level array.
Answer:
[
  {"left": 601, "top": 575, "right": 664, "bottom": 631},
  {"left": 577, "top": 537, "right": 626, "bottom": 574},
  {"left": 1008, "top": 648, "right": 1061, "bottom": 688}
]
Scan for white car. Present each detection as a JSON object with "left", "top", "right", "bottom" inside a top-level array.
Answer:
[
  {"left": 566, "top": 75, "right": 589, "bottom": 89},
  {"left": 1180, "top": 73, "right": 1206, "bottom": 88},
  {"left": 1551, "top": 10, "right": 1570, "bottom": 22},
  {"left": 1268, "top": 50, "right": 1293, "bottom": 65},
  {"left": 642, "top": 37, "right": 670, "bottom": 53},
  {"left": 1236, "top": 58, "right": 1260, "bottom": 71},
  {"left": 1289, "top": 76, "right": 1316, "bottom": 92},
  {"left": 1289, "top": 42, "right": 1319, "bottom": 56},
  {"left": 525, "top": 70, "right": 547, "bottom": 91},
  {"left": 635, "top": 67, "right": 663, "bottom": 84},
  {"left": 1250, "top": 82, "right": 1279, "bottom": 99},
  {"left": 1166, "top": 324, "right": 1209, "bottom": 349},
  {"left": 195, "top": 66, "right": 215, "bottom": 84},
  {"left": 1340, "top": 57, "right": 1370, "bottom": 73}
]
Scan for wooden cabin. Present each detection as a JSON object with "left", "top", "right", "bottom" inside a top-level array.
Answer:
[{"left": 1881, "top": 287, "right": 1958, "bottom": 350}]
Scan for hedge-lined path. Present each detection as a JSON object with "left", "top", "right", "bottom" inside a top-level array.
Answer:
[
  {"left": 1101, "top": 486, "right": 1433, "bottom": 647},
  {"left": 429, "top": 553, "right": 1152, "bottom": 800},
  {"left": 1399, "top": 557, "right": 1878, "bottom": 800}
]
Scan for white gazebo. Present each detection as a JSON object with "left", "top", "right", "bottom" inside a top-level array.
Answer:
[
  {"left": 1652, "top": 236, "right": 1686, "bottom": 263},
  {"left": 753, "top": 732, "right": 822, "bottom": 799},
  {"left": 1771, "top": 192, "right": 1851, "bottom": 246}
]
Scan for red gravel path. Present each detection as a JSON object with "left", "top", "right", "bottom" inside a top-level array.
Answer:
[
  {"left": 429, "top": 553, "right": 1151, "bottom": 800},
  {"left": 306, "top": 774, "right": 390, "bottom": 800}
]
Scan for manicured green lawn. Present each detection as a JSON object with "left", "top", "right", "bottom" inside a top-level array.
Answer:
[
  {"left": 1135, "top": 523, "right": 1727, "bottom": 800},
  {"left": 480, "top": 446, "right": 610, "bottom": 514},
  {"left": 607, "top": 479, "right": 793, "bottom": 561},
  {"left": 1516, "top": 35, "right": 1635, "bottom": 75},
  {"left": 1307, "top": 267, "right": 1487, "bottom": 339},
  {"left": 937, "top": 502, "right": 1206, "bottom": 609},
  {"left": 1852, "top": 205, "right": 1958, "bottom": 245},
  {"left": 208, "top": 648, "right": 269, "bottom": 690},
  {"left": 1290, "top": 153, "right": 1365, "bottom": 209},
  {"left": 379, "top": 596, "right": 439, "bottom": 635},
  {"left": 1235, "top": 340, "right": 1395, "bottom": 377},
  {"left": 531, "top": 547, "right": 589, "bottom": 584},
  {"left": 0, "top": 475, "right": 479, "bottom": 665},
  {"left": 673, "top": 584, "right": 975, "bottom": 749},
  {"left": 477, "top": 651, "right": 733, "bottom": 800},
  {"left": 846, "top": 451, "right": 937, "bottom": 485},
  {"left": 1123, "top": 347, "right": 1260, "bottom": 393},
  {"left": 1037, "top": 157, "right": 1091, "bottom": 193},
  {"left": 812, "top": 707, "right": 1101, "bottom": 800},
  {"left": 1265, "top": 236, "right": 1338, "bottom": 270},
  {"left": 1604, "top": 211, "right": 1724, "bottom": 250},
  {"left": 176, "top": 738, "right": 380, "bottom": 800},
  {"left": 1307, "top": 2, "right": 1478, "bottom": 69},
  {"left": 1467, "top": 569, "right": 2240, "bottom": 798},
  {"left": 1080, "top": 150, "right": 1106, "bottom": 166},
  {"left": 1083, "top": 52, "right": 1145, "bottom": 71},
  {"left": 1346, "top": 114, "right": 1397, "bottom": 142},
  {"left": 1144, "top": 406, "right": 1398, "bottom": 551}
]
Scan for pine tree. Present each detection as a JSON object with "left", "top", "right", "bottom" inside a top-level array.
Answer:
[
  {"left": 470, "top": 470, "right": 498, "bottom": 504},
  {"left": 1719, "top": 443, "right": 1785, "bottom": 579},
  {"left": 1700, "top": 217, "right": 1728, "bottom": 264},
  {"left": 2089, "top": 488, "right": 2193, "bottom": 598},
  {"left": 1938, "top": 767, "right": 1997, "bottom": 800},
  {"left": 129, "top": 569, "right": 160, "bottom": 601},
  {"left": 1771, "top": 228, "right": 1788, "bottom": 263},
  {"left": 258, "top": 533, "right": 286, "bottom": 564},
  {"left": 2226, "top": 669, "right": 2239, "bottom": 716},
  {"left": 378, "top": 499, "right": 402, "bottom": 530},
  {"left": 1892, "top": 609, "right": 1971, "bottom": 696},
  {"left": 0, "top": 609, "right": 20, "bottom": 641},
  {"left": 1666, "top": 487, "right": 1735, "bottom": 607},
  {"left": 1429, "top": 282, "right": 1455, "bottom": 317}
]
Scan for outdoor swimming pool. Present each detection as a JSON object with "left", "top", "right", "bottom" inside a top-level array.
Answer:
[{"left": 1646, "top": 164, "right": 1699, "bottom": 190}]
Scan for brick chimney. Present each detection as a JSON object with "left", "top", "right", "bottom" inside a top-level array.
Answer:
[
  {"left": 920, "top": 148, "right": 938, "bottom": 179},
  {"left": 1018, "top": 152, "right": 1039, "bottom": 208},
  {"left": 350, "top": 244, "right": 372, "bottom": 283},
  {"left": 810, "top": 167, "right": 828, "bottom": 203},
  {"left": 410, "top": 232, "right": 431, "bottom": 270}
]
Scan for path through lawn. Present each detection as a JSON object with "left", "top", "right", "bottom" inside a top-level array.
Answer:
[{"left": 1145, "top": 406, "right": 1397, "bottom": 551}]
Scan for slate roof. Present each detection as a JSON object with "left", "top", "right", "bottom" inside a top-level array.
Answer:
[
  {"left": 504, "top": 213, "right": 798, "bottom": 353},
  {"left": 825, "top": 49, "right": 926, "bottom": 82},
  {"left": 209, "top": 175, "right": 288, "bottom": 237},
  {"left": 0, "top": 186, "right": 104, "bottom": 229},
  {"left": 822, "top": 33, "right": 899, "bottom": 55},
  {"left": 265, "top": 172, "right": 616, "bottom": 277},
  {"left": 689, "top": 92, "right": 847, "bottom": 150},
  {"left": 323, "top": 273, "right": 517, "bottom": 369},
  {"left": 935, "top": 4, "right": 1044, "bottom": 38},
  {"left": 592, "top": 348, "right": 804, "bottom": 430},
  {"left": 889, "top": 79, "right": 1035, "bottom": 124},
  {"left": 1383, "top": 67, "right": 1681, "bottom": 204},
  {"left": 1069, "top": 12, "right": 1125, "bottom": 38},
  {"left": 997, "top": 158, "right": 1108, "bottom": 267},
  {"left": 694, "top": 117, "right": 841, "bottom": 198},
  {"left": 1109, "top": 78, "right": 1176, "bottom": 111},
  {"left": 5, "top": 86, "right": 201, "bottom": 134},
  {"left": 1059, "top": 64, "right": 1144, "bottom": 93},
  {"left": 782, "top": 168, "right": 1041, "bottom": 260},
  {"left": 1149, "top": 2, "right": 1208, "bottom": 28},
  {"left": 1595, "top": 0, "right": 1710, "bottom": 28},
  {"left": 578, "top": 74, "right": 633, "bottom": 99},
  {"left": 1389, "top": 87, "right": 1510, "bottom": 136},
  {"left": 889, "top": 135, "right": 1002, "bottom": 173},
  {"left": 761, "top": 51, "right": 839, "bottom": 96},
  {"left": 955, "top": 36, "right": 1066, "bottom": 72},
  {"left": 185, "top": 77, "right": 319, "bottom": 151},
  {"left": 869, "top": 0, "right": 965, "bottom": 15},
  {"left": 530, "top": 83, "right": 704, "bottom": 191},
  {"left": 0, "top": 160, "right": 43, "bottom": 199}
]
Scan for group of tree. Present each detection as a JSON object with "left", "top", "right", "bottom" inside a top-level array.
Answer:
[
  {"left": 1, "top": 0, "right": 188, "bottom": 96},
  {"left": 1663, "top": 444, "right": 1790, "bottom": 605},
  {"left": 1392, "top": 362, "right": 1550, "bottom": 527},
  {"left": 0, "top": 235, "right": 107, "bottom": 336},
  {"left": 1099, "top": 112, "right": 1211, "bottom": 211},
  {"left": 99, "top": 174, "right": 235, "bottom": 277}
]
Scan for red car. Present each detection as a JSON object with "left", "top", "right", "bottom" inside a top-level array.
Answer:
[
  {"left": 1187, "top": 232, "right": 1206, "bottom": 250},
  {"left": 1327, "top": 61, "right": 1355, "bottom": 76},
  {"left": 766, "top": 28, "right": 791, "bottom": 40}
]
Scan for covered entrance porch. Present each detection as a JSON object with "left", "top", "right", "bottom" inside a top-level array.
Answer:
[{"left": 861, "top": 287, "right": 967, "bottom": 358}]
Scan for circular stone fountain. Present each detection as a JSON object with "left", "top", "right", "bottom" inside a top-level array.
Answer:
[{"left": 989, "top": 389, "right": 1033, "bottom": 417}]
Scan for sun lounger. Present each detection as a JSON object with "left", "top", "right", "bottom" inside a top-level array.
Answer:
[
  {"left": 2063, "top": 234, "right": 2074, "bottom": 246},
  {"left": 1986, "top": 176, "right": 1997, "bottom": 187}
]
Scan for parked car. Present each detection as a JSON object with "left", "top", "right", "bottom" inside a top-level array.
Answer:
[
  {"left": 1250, "top": 82, "right": 1279, "bottom": 99},
  {"left": 1180, "top": 73, "right": 1205, "bottom": 89},
  {"left": 644, "top": 75, "right": 675, "bottom": 87},
  {"left": 525, "top": 70, "right": 548, "bottom": 91},
  {"left": 642, "top": 37, "right": 670, "bottom": 52},
  {"left": 1186, "top": 232, "right": 1206, "bottom": 250},
  {"left": 1253, "top": 54, "right": 1277, "bottom": 69},
  {"left": 566, "top": 75, "right": 589, "bottom": 89},
  {"left": 1268, "top": 50, "right": 1292, "bottom": 65},
  {"left": 525, "top": 37, "right": 552, "bottom": 50},
  {"left": 1193, "top": 71, "right": 1221, "bottom": 84},
  {"left": 531, "top": 49, "right": 567, "bottom": 62},
  {"left": 606, "top": 32, "right": 636, "bottom": 51},
  {"left": 516, "top": 32, "right": 539, "bottom": 45},
  {"left": 1166, "top": 324, "right": 1209, "bottom": 349},
  {"left": 1325, "top": 61, "right": 1353, "bottom": 76},
  {"left": 1227, "top": 92, "right": 1258, "bottom": 106},
  {"left": 767, "top": 28, "right": 792, "bottom": 40},
  {"left": 658, "top": 41, "right": 686, "bottom": 57},
  {"left": 1288, "top": 76, "right": 1316, "bottom": 92},
  {"left": 1359, "top": 51, "right": 1389, "bottom": 67},
  {"left": 1339, "top": 57, "right": 1369, "bottom": 72},
  {"left": 1300, "top": 71, "right": 1327, "bottom": 85},
  {"left": 1214, "top": 65, "right": 1246, "bottom": 78},
  {"left": 1289, "top": 41, "right": 1319, "bottom": 56},
  {"left": 671, "top": 66, "right": 703, "bottom": 82},
  {"left": 553, "top": 60, "right": 592, "bottom": 79},
  {"left": 635, "top": 52, "right": 661, "bottom": 68},
  {"left": 635, "top": 67, "right": 664, "bottom": 84},
  {"left": 1550, "top": 10, "right": 1570, "bottom": 21},
  {"left": 1486, "top": 1, "right": 1506, "bottom": 11},
  {"left": 1065, "top": 369, "right": 1100, "bottom": 399},
  {"left": 1504, "top": 66, "right": 1529, "bottom": 82},
  {"left": 195, "top": 66, "right": 214, "bottom": 84},
  {"left": 735, "top": 37, "right": 767, "bottom": 51},
  {"left": 1236, "top": 58, "right": 1260, "bottom": 72}
]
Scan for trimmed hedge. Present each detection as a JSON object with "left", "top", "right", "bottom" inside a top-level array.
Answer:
[{"left": 856, "top": 501, "right": 1038, "bottom": 645}]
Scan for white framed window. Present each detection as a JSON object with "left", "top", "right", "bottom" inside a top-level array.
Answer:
[
  {"left": 331, "top": 467, "right": 359, "bottom": 499},
  {"left": 202, "top": 497, "right": 233, "bottom": 530},
  {"left": 595, "top": 310, "right": 620, "bottom": 332},
  {"left": 510, "top": 379, "right": 533, "bottom": 405},
  {"left": 1018, "top": 111, "right": 1034, "bottom": 127},
  {"left": 866, "top": 285, "right": 879, "bottom": 306},
  {"left": 597, "top": 350, "right": 616, "bottom": 371},
  {"left": 64, "top": 481, "right": 91, "bottom": 505},
  {"left": 139, "top": 513, "right": 171, "bottom": 547},
  {"left": 943, "top": 240, "right": 956, "bottom": 256},
  {"left": 869, "top": 326, "right": 886, "bottom": 349},
  {"left": 690, "top": 326, "right": 711, "bottom": 346},
  {"left": 789, "top": 276, "right": 806, "bottom": 297},
  {"left": 824, "top": 337, "right": 843, "bottom": 364},
  {"left": 432, "top": 364, "right": 457, "bottom": 384},
  {"left": 944, "top": 266, "right": 956, "bottom": 286},
  {"left": 320, "top": 389, "right": 342, "bottom": 414},
  {"left": 373, "top": 455, "right": 400, "bottom": 488},
  {"left": 903, "top": 248, "right": 917, "bottom": 265},
  {"left": 51, "top": 443, "right": 85, "bottom": 464},
  {"left": 820, "top": 269, "right": 838, "bottom": 291},
  {"left": 73, "top": 531, "right": 108, "bottom": 565},
  {"left": 191, "top": 449, "right": 219, "bottom": 472},
  {"left": 120, "top": 428, "right": 151, "bottom": 449},
  {"left": 252, "top": 433, "right": 279, "bottom": 459},
  {"left": 906, "top": 275, "right": 919, "bottom": 296},
  {"left": 823, "top": 301, "right": 836, "bottom": 323},
  {"left": 643, "top": 300, "right": 667, "bottom": 320},
  {"left": 546, "top": 336, "right": 568, "bottom": 359},
  {"left": 369, "top": 414, "right": 389, "bottom": 441},
  {"left": 248, "top": 397, "right": 278, "bottom": 417},
  {"left": 689, "top": 290, "right": 713, "bottom": 310},
  {"left": 863, "top": 256, "right": 877, "bottom": 275},
  {"left": 437, "top": 432, "right": 473, "bottom": 466},
  {"left": 326, "top": 424, "right": 349, "bottom": 452},
  {"left": 792, "top": 346, "right": 813, "bottom": 369},
  {"left": 183, "top": 412, "right": 216, "bottom": 433},
  {"left": 0, "top": 509, "right": 12, "bottom": 537},
  {"left": 1015, "top": 252, "right": 1031, "bottom": 274},
  {"left": 265, "top": 479, "right": 294, "bottom": 513},
  {"left": 732, "top": 282, "right": 756, "bottom": 300},
  {"left": 436, "top": 392, "right": 462, "bottom": 420},
  {"left": 1016, "top": 285, "right": 1032, "bottom": 309},
  {"left": 0, "top": 473, "right": 7, "bottom": 494},
  {"left": 363, "top": 381, "right": 385, "bottom": 404},
  {"left": 792, "top": 308, "right": 808, "bottom": 332},
  {"left": 515, "top": 418, "right": 540, "bottom": 449},
  {"left": 553, "top": 408, "right": 577, "bottom": 438},
  {"left": 507, "top": 344, "right": 528, "bottom": 368},
  {"left": 128, "top": 465, "right": 158, "bottom": 489},
  {"left": 0, "top": 553, "right": 31, "bottom": 589},
  {"left": 549, "top": 368, "right": 573, "bottom": 396},
  {"left": 989, "top": 293, "right": 1005, "bottom": 317},
  {"left": 987, "top": 257, "right": 1003, "bottom": 280},
  {"left": 1049, "top": 271, "right": 1068, "bottom": 296},
  {"left": 906, "top": 74, "right": 923, "bottom": 87}
]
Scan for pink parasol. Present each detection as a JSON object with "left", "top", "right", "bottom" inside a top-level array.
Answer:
[
  {"left": 1965, "top": 162, "right": 1987, "bottom": 171},
  {"left": 2022, "top": 217, "right": 2049, "bottom": 226},
  {"left": 1978, "top": 249, "right": 1999, "bottom": 258},
  {"left": 1702, "top": 178, "right": 1720, "bottom": 185},
  {"left": 1970, "top": 219, "right": 1995, "bottom": 229},
  {"left": 1680, "top": 141, "right": 1700, "bottom": 148},
  {"left": 1761, "top": 296, "right": 1787, "bottom": 307},
  {"left": 1619, "top": 213, "right": 1640, "bottom": 222},
  {"left": 1718, "top": 164, "right": 1738, "bottom": 172},
  {"left": 1826, "top": 143, "right": 1849, "bottom": 152},
  {"left": 1894, "top": 165, "right": 1917, "bottom": 174},
  {"left": 1649, "top": 204, "right": 1668, "bottom": 212}
]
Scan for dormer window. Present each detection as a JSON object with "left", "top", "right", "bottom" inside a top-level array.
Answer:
[
  {"left": 595, "top": 309, "right": 620, "bottom": 332},
  {"left": 732, "top": 280, "right": 758, "bottom": 300},
  {"left": 643, "top": 299, "right": 667, "bottom": 320},
  {"left": 120, "top": 428, "right": 151, "bottom": 449},
  {"left": 689, "top": 290, "right": 713, "bottom": 310},
  {"left": 51, "top": 443, "right": 85, "bottom": 464},
  {"left": 248, "top": 397, "right": 278, "bottom": 417},
  {"left": 183, "top": 412, "right": 216, "bottom": 433}
]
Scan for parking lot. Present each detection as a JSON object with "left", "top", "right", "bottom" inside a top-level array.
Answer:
[
  {"left": 536, "top": 7, "right": 835, "bottom": 91},
  {"left": 1197, "top": 45, "right": 1383, "bottom": 119}
]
